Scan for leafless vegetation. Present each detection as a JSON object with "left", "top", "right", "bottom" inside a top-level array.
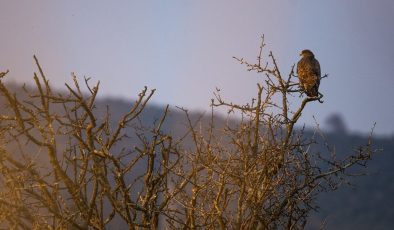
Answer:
[{"left": 0, "top": 38, "right": 376, "bottom": 229}]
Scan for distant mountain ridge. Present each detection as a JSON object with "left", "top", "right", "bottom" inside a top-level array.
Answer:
[
  {"left": 1, "top": 83, "right": 393, "bottom": 229},
  {"left": 96, "top": 98, "right": 394, "bottom": 230}
]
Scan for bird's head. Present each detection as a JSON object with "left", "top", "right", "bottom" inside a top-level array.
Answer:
[{"left": 300, "top": 49, "right": 315, "bottom": 58}]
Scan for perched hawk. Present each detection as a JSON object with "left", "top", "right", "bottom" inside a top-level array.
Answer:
[{"left": 297, "top": 49, "right": 321, "bottom": 97}]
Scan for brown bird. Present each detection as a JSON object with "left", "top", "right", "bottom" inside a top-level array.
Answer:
[{"left": 297, "top": 49, "right": 321, "bottom": 97}]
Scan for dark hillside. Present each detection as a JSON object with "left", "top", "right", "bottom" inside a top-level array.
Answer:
[
  {"left": 96, "top": 98, "right": 394, "bottom": 229},
  {"left": 1, "top": 83, "right": 392, "bottom": 228},
  {"left": 307, "top": 132, "right": 394, "bottom": 229}
]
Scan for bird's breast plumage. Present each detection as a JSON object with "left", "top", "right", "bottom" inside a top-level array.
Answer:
[{"left": 297, "top": 56, "right": 321, "bottom": 97}]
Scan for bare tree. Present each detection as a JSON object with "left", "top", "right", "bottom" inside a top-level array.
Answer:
[
  {"left": 164, "top": 36, "right": 376, "bottom": 229},
  {"left": 0, "top": 38, "right": 376, "bottom": 230},
  {"left": 0, "top": 56, "right": 191, "bottom": 229}
]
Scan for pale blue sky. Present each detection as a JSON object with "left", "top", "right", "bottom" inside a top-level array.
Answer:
[{"left": 1, "top": 0, "right": 393, "bottom": 135}]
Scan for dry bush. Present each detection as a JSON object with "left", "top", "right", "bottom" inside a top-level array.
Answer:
[
  {"left": 0, "top": 38, "right": 376, "bottom": 230},
  {"left": 168, "top": 37, "right": 376, "bottom": 229}
]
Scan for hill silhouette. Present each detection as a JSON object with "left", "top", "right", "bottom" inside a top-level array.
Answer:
[
  {"left": 95, "top": 98, "right": 394, "bottom": 229},
  {"left": 1, "top": 83, "right": 392, "bottom": 229}
]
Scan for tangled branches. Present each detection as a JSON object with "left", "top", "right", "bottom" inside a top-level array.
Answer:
[{"left": 0, "top": 39, "right": 376, "bottom": 229}]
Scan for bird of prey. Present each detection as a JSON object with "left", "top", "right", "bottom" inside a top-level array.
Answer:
[{"left": 297, "top": 49, "right": 321, "bottom": 97}]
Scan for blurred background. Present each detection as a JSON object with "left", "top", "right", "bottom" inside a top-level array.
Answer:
[
  {"left": 1, "top": 1, "right": 394, "bottom": 229},
  {"left": 1, "top": 0, "right": 393, "bottom": 135}
]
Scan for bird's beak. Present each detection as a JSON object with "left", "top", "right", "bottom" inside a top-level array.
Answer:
[{"left": 299, "top": 52, "right": 302, "bottom": 56}]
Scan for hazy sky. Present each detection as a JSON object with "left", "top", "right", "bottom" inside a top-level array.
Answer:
[{"left": 1, "top": 0, "right": 394, "bottom": 135}]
